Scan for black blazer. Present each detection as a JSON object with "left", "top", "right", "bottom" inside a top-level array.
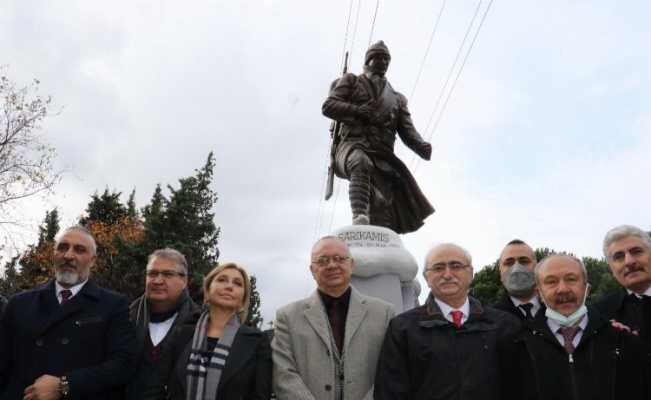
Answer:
[
  {"left": 144, "top": 323, "right": 272, "bottom": 400},
  {"left": 0, "top": 279, "right": 138, "bottom": 399}
]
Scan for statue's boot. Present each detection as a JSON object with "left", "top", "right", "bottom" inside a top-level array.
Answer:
[{"left": 349, "top": 170, "right": 370, "bottom": 225}]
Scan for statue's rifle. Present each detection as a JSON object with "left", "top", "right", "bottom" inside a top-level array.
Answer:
[{"left": 325, "top": 51, "right": 349, "bottom": 200}]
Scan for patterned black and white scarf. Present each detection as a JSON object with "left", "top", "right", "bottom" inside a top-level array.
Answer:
[{"left": 186, "top": 310, "right": 240, "bottom": 400}]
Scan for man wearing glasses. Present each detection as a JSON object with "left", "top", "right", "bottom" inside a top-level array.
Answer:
[
  {"left": 126, "top": 248, "right": 200, "bottom": 400},
  {"left": 374, "top": 243, "right": 519, "bottom": 400},
  {"left": 272, "top": 236, "right": 394, "bottom": 400}
]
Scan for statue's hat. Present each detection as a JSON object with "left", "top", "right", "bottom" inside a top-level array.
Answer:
[{"left": 365, "top": 41, "right": 391, "bottom": 65}]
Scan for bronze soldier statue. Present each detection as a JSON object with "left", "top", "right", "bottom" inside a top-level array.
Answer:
[{"left": 322, "top": 41, "right": 434, "bottom": 234}]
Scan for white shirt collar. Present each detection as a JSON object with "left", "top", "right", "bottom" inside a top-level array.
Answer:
[
  {"left": 547, "top": 314, "right": 589, "bottom": 349},
  {"left": 434, "top": 297, "right": 470, "bottom": 324},
  {"left": 510, "top": 295, "right": 542, "bottom": 316},
  {"left": 547, "top": 313, "right": 589, "bottom": 334},
  {"left": 55, "top": 279, "right": 88, "bottom": 302},
  {"left": 627, "top": 287, "right": 651, "bottom": 297}
]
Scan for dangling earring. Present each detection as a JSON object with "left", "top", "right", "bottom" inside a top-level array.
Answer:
[{"left": 203, "top": 299, "right": 210, "bottom": 309}]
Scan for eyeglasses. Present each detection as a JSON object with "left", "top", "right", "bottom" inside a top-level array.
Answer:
[
  {"left": 144, "top": 270, "right": 186, "bottom": 279},
  {"left": 425, "top": 262, "right": 469, "bottom": 274},
  {"left": 311, "top": 255, "right": 350, "bottom": 267}
]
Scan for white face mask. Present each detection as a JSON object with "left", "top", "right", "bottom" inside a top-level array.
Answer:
[{"left": 541, "top": 284, "right": 589, "bottom": 327}]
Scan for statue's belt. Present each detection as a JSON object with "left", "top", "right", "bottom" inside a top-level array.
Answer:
[{"left": 344, "top": 124, "right": 394, "bottom": 140}]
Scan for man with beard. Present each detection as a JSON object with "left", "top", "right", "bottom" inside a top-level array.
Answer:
[
  {"left": 594, "top": 225, "right": 651, "bottom": 350},
  {"left": 492, "top": 239, "right": 543, "bottom": 322},
  {"left": 503, "top": 254, "right": 651, "bottom": 400},
  {"left": 322, "top": 41, "right": 434, "bottom": 233},
  {"left": 374, "top": 243, "right": 520, "bottom": 400},
  {"left": 126, "top": 248, "right": 200, "bottom": 400},
  {"left": 0, "top": 226, "right": 137, "bottom": 400}
]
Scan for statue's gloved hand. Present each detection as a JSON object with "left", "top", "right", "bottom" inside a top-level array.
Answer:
[
  {"left": 415, "top": 141, "right": 432, "bottom": 160},
  {"left": 355, "top": 104, "right": 373, "bottom": 123}
]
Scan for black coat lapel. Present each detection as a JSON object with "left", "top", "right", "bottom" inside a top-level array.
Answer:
[{"left": 218, "top": 328, "right": 259, "bottom": 390}]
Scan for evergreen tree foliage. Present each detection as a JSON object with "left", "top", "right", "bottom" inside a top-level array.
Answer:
[
  {"left": 468, "top": 259, "right": 503, "bottom": 306},
  {"left": 38, "top": 208, "right": 60, "bottom": 246},
  {"left": 126, "top": 189, "right": 138, "bottom": 219},
  {"left": 245, "top": 274, "right": 263, "bottom": 328},
  {"left": 138, "top": 152, "right": 220, "bottom": 300},
  {"left": 584, "top": 256, "right": 620, "bottom": 302}
]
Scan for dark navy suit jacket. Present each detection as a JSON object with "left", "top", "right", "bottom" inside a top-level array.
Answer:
[{"left": 0, "top": 279, "right": 138, "bottom": 399}]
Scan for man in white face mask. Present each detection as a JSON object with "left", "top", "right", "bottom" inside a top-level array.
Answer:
[
  {"left": 502, "top": 254, "right": 651, "bottom": 400},
  {"left": 492, "top": 239, "right": 542, "bottom": 322}
]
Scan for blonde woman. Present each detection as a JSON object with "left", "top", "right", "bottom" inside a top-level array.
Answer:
[{"left": 144, "top": 263, "right": 271, "bottom": 400}]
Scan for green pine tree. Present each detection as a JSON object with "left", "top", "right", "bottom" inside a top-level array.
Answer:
[
  {"left": 138, "top": 152, "right": 220, "bottom": 301},
  {"left": 245, "top": 274, "right": 263, "bottom": 328}
]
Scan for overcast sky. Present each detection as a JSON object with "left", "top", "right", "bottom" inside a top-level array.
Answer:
[{"left": 2, "top": 0, "right": 650, "bottom": 325}]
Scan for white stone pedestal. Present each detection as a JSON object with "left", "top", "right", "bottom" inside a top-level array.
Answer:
[{"left": 331, "top": 225, "right": 421, "bottom": 313}]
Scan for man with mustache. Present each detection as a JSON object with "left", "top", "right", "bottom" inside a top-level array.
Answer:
[
  {"left": 374, "top": 243, "right": 520, "bottom": 400},
  {"left": 503, "top": 254, "right": 651, "bottom": 400},
  {"left": 594, "top": 224, "right": 651, "bottom": 350},
  {"left": 0, "top": 226, "right": 138, "bottom": 400},
  {"left": 492, "top": 239, "right": 544, "bottom": 322}
]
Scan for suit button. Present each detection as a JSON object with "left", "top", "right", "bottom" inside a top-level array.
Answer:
[
  {"left": 325, "top": 385, "right": 332, "bottom": 391},
  {"left": 61, "top": 337, "right": 69, "bottom": 345},
  {"left": 35, "top": 339, "right": 43, "bottom": 346}
]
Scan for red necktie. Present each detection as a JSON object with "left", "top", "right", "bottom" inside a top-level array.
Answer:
[
  {"left": 60, "top": 289, "right": 72, "bottom": 305},
  {"left": 450, "top": 310, "right": 463, "bottom": 327},
  {"left": 328, "top": 299, "right": 343, "bottom": 352}
]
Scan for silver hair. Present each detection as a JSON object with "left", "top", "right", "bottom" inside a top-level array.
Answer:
[
  {"left": 534, "top": 253, "right": 588, "bottom": 285},
  {"left": 423, "top": 243, "right": 473, "bottom": 271},
  {"left": 602, "top": 225, "right": 651, "bottom": 259},
  {"left": 147, "top": 248, "right": 189, "bottom": 275}
]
